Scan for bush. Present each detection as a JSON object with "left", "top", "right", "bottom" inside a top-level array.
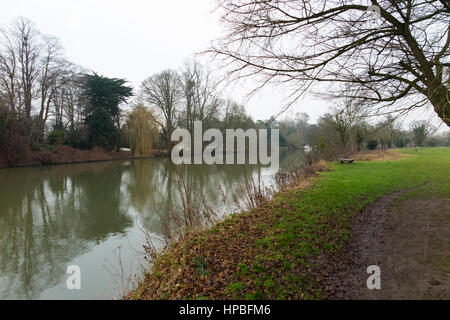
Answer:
[
  {"left": 0, "top": 118, "right": 30, "bottom": 166},
  {"left": 367, "top": 139, "right": 379, "bottom": 150},
  {"left": 65, "top": 125, "right": 90, "bottom": 149},
  {"left": 48, "top": 130, "right": 65, "bottom": 145},
  {"left": 0, "top": 107, "right": 9, "bottom": 150}
]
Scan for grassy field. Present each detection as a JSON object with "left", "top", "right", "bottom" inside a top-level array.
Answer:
[{"left": 129, "top": 148, "right": 450, "bottom": 300}]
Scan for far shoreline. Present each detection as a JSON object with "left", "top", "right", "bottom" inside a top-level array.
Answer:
[{"left": 0, "top": 146, "right": 170, "bottom": 170}]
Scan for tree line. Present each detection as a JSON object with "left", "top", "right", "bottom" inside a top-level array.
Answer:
[
  {"left": 0, "top": 18, "right": 135, "bottom": 165},
  {"left": 1, "top": 18, "right": 448, "bottom": 167},
  {"left": 278, "top": 110, "right": 449, "bottom": 158},
  {"left": 209, "top": 0, "right": 449, "bottom": 127},
  {"left": 0, "top": 18, "right": 260, "bottom": 164}
]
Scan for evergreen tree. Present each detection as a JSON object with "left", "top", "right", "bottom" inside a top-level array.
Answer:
[{"left": 80, "top": 73, "right": 133, "bottom": 150}]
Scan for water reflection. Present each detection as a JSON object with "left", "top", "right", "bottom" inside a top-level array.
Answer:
[{"left": 0, "top": 149, "right": 306, "bottom": 299}]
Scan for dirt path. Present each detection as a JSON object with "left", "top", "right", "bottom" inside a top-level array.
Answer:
[{"left": 320, "top": 190, "right": 450, "bottom": 300}]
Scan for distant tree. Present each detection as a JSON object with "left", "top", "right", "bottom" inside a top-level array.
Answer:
[
  {"left": 279, "top": 133, "right": 288, "bottom": 148},
  {"left": 323, "top": 105, "right": 361, "bottom": 153},
  {"left": 36, "top": 37, "right": 72, "bottom": 142},
  {"left": 411, "top": 120, "right": 433, "bottom": 147},
  {"left": 210, "top": 1, "right": 450, "bottom": 126},
  {"left": 0, "top": 18, "right": 40, "bottom": 122},
  {"left": 354, "top": 121, "right": 369, "bottom": 151},
  {"left": 376, "top": 116, "right": 397, "bottom": 149},
  {"left": 58, "top": 73, "right": 85, "bottom": 134},
  {"left": 0, "top": 100, "right": 8, "bottom": 151},
  {"left": 81, "top": 73, "right": 133, "bottom": 121},
  {"left": 223, "top": 100, "right": 254, "bottom": 130},
  {"left": 0, "top": 18, "right": 73, "bottom": 147},
  {"left": 278, "top": 113, "right": 311, "bottom": 148},
  {"left": 256, "top": 117, "right": 278, "bottom": 143},
  {"left": 127, "top": 103, "right": 159, "bottom": 156},
  {"left": 141, "top": 70, "right": 182, "bottom": 148},
  {"left": 180, "top": 60, "right": 222, "bottom": 133},
  {"left": 426, "top": 137, "right": 439, "bottom": 147},
  {"left": 81, "top": 73, "right": 133, "bottom": 150},
  {"left": 393, "top": 130, "right": 410, "bottom": 148},
  {"left": 367, "top": 139, "right": 379, "bottom": 150}
]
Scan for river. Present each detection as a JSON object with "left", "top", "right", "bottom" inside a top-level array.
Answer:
[{"left": 0, "top": 149, "right": 307, "bottom": 300}]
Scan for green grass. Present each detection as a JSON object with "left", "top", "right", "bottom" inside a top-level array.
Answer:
[
  {"left": 247, "top": 147, "right": 450, "bottom": 298},
  {"left": 131, "top": 148, "right": 450, "bottom": 300},
  {"left": 320, "top": 148, "right": 449, "bottom": 200},
  {"left": 292, "top": 148, "right": 449, "bottom": 221}
]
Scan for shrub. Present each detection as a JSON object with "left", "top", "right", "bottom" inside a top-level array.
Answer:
[
  {"left": 0, "top": 106, "right": 8, "bottom": 151},
  {"left": 0, "top": 120, "right": 30, "bottom": 166},
  {"left": 65, "top": 126, "right": 90, "bottom": 149},
  {"left": 48, "top": 130, "right": 65, "bottom": 145},
  {"left": 367, "top": 139, "right": 379, "bottom": 150}
]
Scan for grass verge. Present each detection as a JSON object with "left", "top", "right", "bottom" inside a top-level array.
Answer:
[{"left": 127, "top": 148, "right": 450, "bottom": 300}]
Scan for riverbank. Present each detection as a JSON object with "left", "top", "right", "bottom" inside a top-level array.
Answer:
[
  {"left": 127, "top": 148, "right": 450, "bottom": 300},
  {"left": 0, "top": 145, "right": 170, "bottom": 169}
]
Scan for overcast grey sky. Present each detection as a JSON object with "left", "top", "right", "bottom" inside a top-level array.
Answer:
[{"left": 0, "top": 0, "right": 446, "bottom": 130}]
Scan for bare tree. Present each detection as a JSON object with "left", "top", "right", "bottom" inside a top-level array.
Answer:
[
  {"left": 13, "top": 18, "right": 42, "bottom": 121},
  {"left": 209, "top": 0, "right": 450, "bottom": 126},
  {"left": 0, "top": 18, "right": 72, "bottom": 144},
  {"left": 140, "top": 69, "right": 183, "bottom": 147},
  {"left": 60, "top": 74, "right": 84, "bottom": 133},
  {"left": 180, "top": 60, "right": 222, "bottom": 132},
  {"left": 326, "top": 104, "right": 362, "bottom": 152},
  {"left": 0, "top": 18, "right": 43, "bottom": 121},
  {"left": 37, "top": 36, "right": 70, "bottom": 137},
  {"left": 0, "top": 29, "right": 19, "bottom": 117}
]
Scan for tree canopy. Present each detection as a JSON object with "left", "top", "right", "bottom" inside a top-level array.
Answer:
[
  {"left": 81, "top": 73, "right": 133, "bottom": 150},
  {"left": 209, "top": 0, "right": 450, "bottom": 126},
  {"left": 127, "top": 103, "right": 159, "bottom": 156},
  {"left": 81, "top": 73, "right": 133, "bottom": 120}
]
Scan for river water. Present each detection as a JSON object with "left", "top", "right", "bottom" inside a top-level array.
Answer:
[{"left": 0, "top": 149, "right": 306, "bottom": 300}]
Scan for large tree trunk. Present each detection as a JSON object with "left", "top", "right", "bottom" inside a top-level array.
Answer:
[{"left": 430, "top": 86, "right": 450, "bottom": 127}]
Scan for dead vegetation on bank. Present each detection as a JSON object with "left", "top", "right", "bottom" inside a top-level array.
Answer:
[
  {"left": 350, "top": 149, "right": 404, "bottom": 162},
  {"left": 125, "top": 158, "right": 332, "bottom": 300},
  {"left": 121, "top": 150, "right": 400, "bottom": 300},
  {"left": 0, "top": 145, "right": 169, "bottom": 169}
]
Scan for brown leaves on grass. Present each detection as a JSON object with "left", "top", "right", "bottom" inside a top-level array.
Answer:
[
  {"left": 126, "top": 162, "right": 334, "bottom": 300},
  {"left": 133, "top": 209, "right": 267, "bottom": 300},
  {"left": 351, "top": 150, "right": 403, "bottom": 162}
]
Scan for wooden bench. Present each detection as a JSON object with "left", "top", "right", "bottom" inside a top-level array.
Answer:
[{"left": 338, "top": 158, "right": 354, "bottom": 164}]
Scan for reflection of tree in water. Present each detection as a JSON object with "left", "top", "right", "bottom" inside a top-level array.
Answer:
[
  {"left": 70, "top": 164, "right": 132, "bottom": 240},
  {"left": 0, "top": 149, "right": 306, "bottom": 299},
  {"left": 125, "top": 158, "right": 173, "bottom": 234},
  {"left": 126, "top": 158, "right": 288, "bottom": 239},
  {"left": 279, "top": 149, "right": 307, "bottom": 168},
  {"left": 0, "top": 162, "right": 132, "bottom": 299}
]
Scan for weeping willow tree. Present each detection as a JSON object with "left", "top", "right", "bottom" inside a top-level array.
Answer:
[{"left": 127, "top": 103, "right": 159, "bottom": 156}]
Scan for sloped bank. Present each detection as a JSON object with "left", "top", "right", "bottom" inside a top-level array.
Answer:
[{"left": 126, "top": 148, "right": 449, "bottom": 300}]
